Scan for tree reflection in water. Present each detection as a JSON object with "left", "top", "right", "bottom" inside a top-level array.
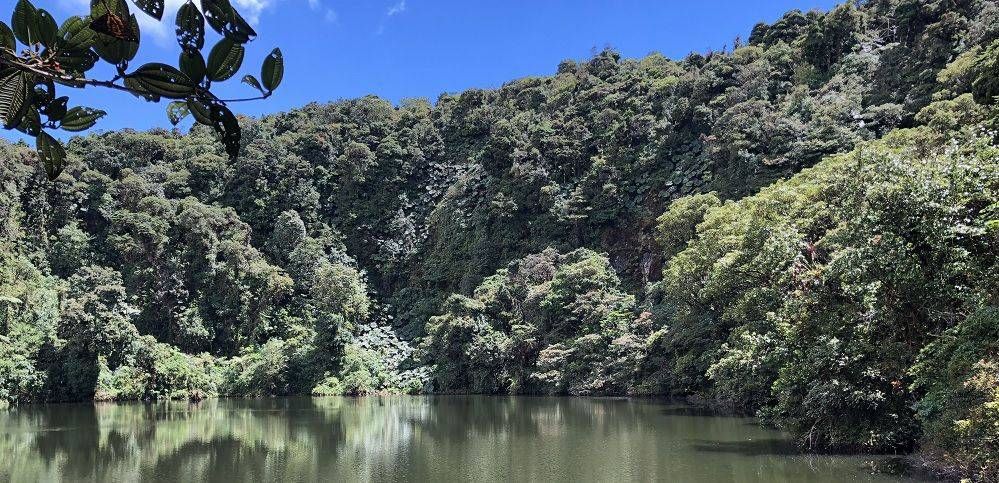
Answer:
[{"left": 0, "top": 397, "right": 921, "bottom": 482}]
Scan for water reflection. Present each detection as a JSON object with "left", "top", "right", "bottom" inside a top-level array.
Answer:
[{"left": 0, "top": 397, "right": 926, "bottom": 482}]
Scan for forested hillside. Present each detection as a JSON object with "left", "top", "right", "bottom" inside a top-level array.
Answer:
[{"left": 1, "top": 0, "right": 997, "bottom": 479}]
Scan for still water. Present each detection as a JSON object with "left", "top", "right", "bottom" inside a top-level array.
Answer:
[{"left": 0, "top": 396, "right": 927, "bottom": 482}]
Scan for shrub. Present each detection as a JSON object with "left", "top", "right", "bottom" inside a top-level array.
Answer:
[
  {"left": 911, "top": 307, "right": 999, "bottom": 480},
  {"left": 96, "top": 336, "right": 218, "bottom": 402}
]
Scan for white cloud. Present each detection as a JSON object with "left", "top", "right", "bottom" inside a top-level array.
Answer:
[
  {"left": 306, "top": 0, "right": 336, "bottom": 23},
  {"left": 376, "top": 0, "right": 406, "bottom": 34},
  {"left": 137, "top": 0, "right": 188, "bottom": 47},
  {"left": 232, "top": 0, "right": 274, "bottom": 25},
  {"left": 387, "top": 0, "right": 406, "bottom": 16}
]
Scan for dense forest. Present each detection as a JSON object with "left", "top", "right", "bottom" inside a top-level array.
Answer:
[{"left": 1, "top": 0, "right": 997, "bottom": 479}]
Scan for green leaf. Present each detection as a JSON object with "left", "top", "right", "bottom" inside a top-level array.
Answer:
[
  {"left": 175, "top": 1, "right": 204, "bottom": 51},
  {"left": 15, "top": 106, "right": 40, "bottom": 135},
  {"left": 0, "top": 69, "right": 32, "bottom": 129},
  {"left": 200, "top": 0, "right": 229, "bottom": 33},
  {"left": 91, "top": 16, "right": 141, "bottom": 64},
  {"left": 207, "top": 38, "right": 244, "bottom": 82},
  {"left": 122, "top": 14, "right": 140, "bottom": 58},
  {"left": 131, "top": 0, "right": 165, "bottom": 21},
  {"left": 89, "top": 0, "right": 127, "bottom": 20},
  {"left": 90, "top": 0, "right": 139, "bottom": 64},
  {"left": 127, "top": 63, "right": 196, "bottom": 99},
  {"left": 241, "top": 74, "right": 264, "bottom": 94},
  {"left": 228, "top": 9, "right": 256, "bottom": 43},
  {"left": 187, "top": 97, "right": 213, "bottom": 125},
  {"left": 201, "top": 0, "right": 255, "bottom": 43},
  {"left": 166, "top": 101, "right": 190, "bottom": 125},
  {"left": 54, "top": 48, "right": 99, "bottom": 74},
  {"left": 0, "top": 21, "right": 16, "bottom": 50},
  {"left": 32, "top": 80, "right": 54, "bottom": 106},
  {"left": 261, "top": 48, "right": 283, "bottom": 91},
  {"left": 179, "top": 50, "right": 206, "bottom": 85},
  {"left": 187, "top": 97, "right": 242, "bottom": 158},
  {"left": 10, "top": 1, "right": 56, "bottom": 48},
  {"left": 35, "top": 9, "right": 57, "bottom": 48},
  {"left": 123, "top": 76, "right": 160, "bottom": 102},
  {"left": 211, "top": 103, "right": 241, "bottom": 160},
  {"left": 58, "top": 16, "right": 97, "bottom": 50},
  {"left": 36, "top": 130, "right": 67, "bottom": 180},
  {"left": 60, "top": 106, "right": 106, "bottom": 131},
  {"left": 31, "top": 85, "right": 54, "bottom": 108},
  {"left": 41, "top": 96, "right": 68, "bottom": 122},
  {"left": 12, "top": 0, "right": 37, "bottom": 46}
]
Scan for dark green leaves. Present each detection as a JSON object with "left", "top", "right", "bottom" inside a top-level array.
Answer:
[
  {"left": 11, "top": 0, "right": 56, "bottom": 48},
  {"left": 187, "top": 97, "right": 213, "bottom": 125},
  {"left": 58, "top": 16, "right": 97, "bottom": 50},
  {"left": 166, "top": 100, "right": 189, "bottom": 125},
  {"left": 40, "top": 95, "right": 68, "bottom": 122},
  {"left": 211, "top": 103, "right": 241, "bottom": 160},
  {"left": 35, "top": 130, "right": 66, "bottom": 180},
  {"left": 90, "top": 12, "right": 138, "bottom": 42},
  {"left": 201, "top": 0, "right": 256, "bottom": 44},
  {"left": 131, "top": 0, "right": 165, "bottom": 21},
  {"left": 229, "top": 12, "right": 255, "bottom": 43},
  {"left": 175, "top": 2, "right": 204, "bottom": 51},
  {"left": 179, "top": 50, "right": 207, "bottom": 84},
  {"left": 207, "top": 38, "right": 244, "bottom": 82},
  {"left": 54, "top": 48, "right": 99, "bottom": 74},
  {"left": 15, "top": 105, "right": 40, "bottom": 134},
  {"left": 0, "top": 21, "right": 14, "bottom": 50},
  {"left": 261, "top": 48, "right": 283, "bottom": 92},
  {"left": 124, "top": 76, "right": 160, "bottom": 101},
  {"left": 90, "top": 0, "right": 139, "bottom": 64},
  {"left": 54, "top": 16, "right": 98, "bottom": 74},
  {"left": 60, "top": 106, "right": 106, "bottom": 131},
  {"left": 971, "top": 43, "right": 998, "bottom": 105},
  {"left": 242, "top": 74, "right": 263, "bottom": 94},
  {"left": 0, "top": 69, "right": 32, "bottom": 129},
  {"left": 2, "top": 0, "right": 280, "bottom": 169},
  {"left": 34, "top": 9, "right": 57, "bottom": 47},
  {"left": 127, "top": 63, "right": 195, "bottom": 99},
  {"left": 188, "top": 97, "right": 240, "bottom": 159},
  {"left": 31, "top": 80, "right": 53, "bottom": 106},
  {"left": 92, "top": 15, "right": 140, "bottom": 64},
  {"left": 11, "top": 0, "right": 36, "bottom": 46},
  {"left": 201, "top": 0, "right": 228, "bottom": 34}
]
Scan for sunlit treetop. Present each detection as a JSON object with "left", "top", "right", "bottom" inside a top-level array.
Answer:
[{"left": 0, "top": 0, "right": 284, "bottom": 179}]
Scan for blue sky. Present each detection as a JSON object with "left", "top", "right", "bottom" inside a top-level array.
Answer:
[{"left": 4, "top": 0, "right": 840, "bottom": 140}]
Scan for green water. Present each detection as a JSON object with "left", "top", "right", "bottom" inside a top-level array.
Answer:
[{"left": 0, "top": 397, "right": 927, "bottom": 482}]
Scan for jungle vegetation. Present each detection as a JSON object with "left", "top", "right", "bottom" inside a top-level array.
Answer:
[{"left": 0, "top": 0, "right": 997, "bottom": 479}]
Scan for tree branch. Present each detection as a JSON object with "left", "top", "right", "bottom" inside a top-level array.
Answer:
[
  {"left": 0, "top": 56, "right": 264, "bottom": 105},
  {"left": 0, "top": 56, "right": 148, "bottom": 97},
  {"left": 217, "top": 93, "right": 272, "bottom": 103}
]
